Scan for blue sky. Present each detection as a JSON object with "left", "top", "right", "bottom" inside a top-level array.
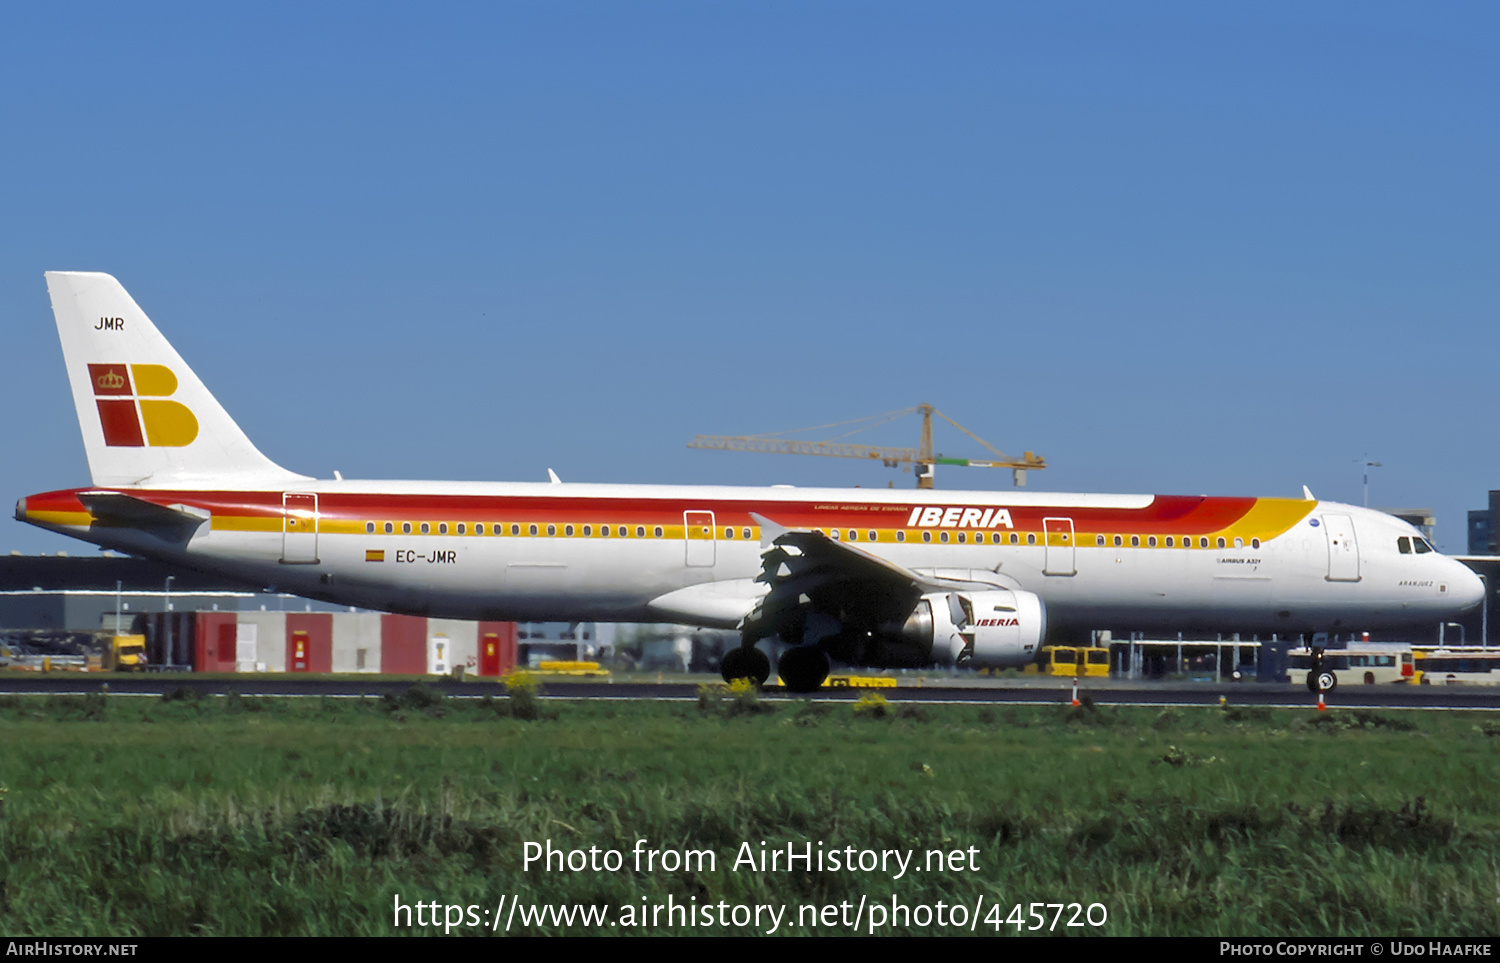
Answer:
[{"left": 2, "top": 2, "right": 1496, "bottom": 553}]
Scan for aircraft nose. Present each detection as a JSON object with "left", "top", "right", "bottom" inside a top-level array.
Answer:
[{"left": 1450, "top": 560, "right": 1486, "bottom": 612}]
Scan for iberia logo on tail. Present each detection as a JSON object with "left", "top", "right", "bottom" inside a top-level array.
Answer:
[{"left": 87, "top": 363, "right": 198, "bottom": 447}]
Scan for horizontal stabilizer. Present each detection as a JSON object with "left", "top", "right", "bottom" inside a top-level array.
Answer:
[{"left": 77, "top": 490, "right": 210, "bottom": 540}]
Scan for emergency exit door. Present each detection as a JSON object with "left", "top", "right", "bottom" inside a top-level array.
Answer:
[
  {"left": 1043, "top": 517, "right": 1076, "bottom": 576},
  {"left": 281, "top": 492, "right": 319, "bottom": 564},
  {"left": 684, "top": 511, "right": 716, "bottom": 567}
]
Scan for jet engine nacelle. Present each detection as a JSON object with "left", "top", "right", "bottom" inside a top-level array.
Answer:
[
  {"left": 927, "top": 588, "right": 1047, "bottom": 669},
  {"left": 856, "top": 588, "right": 1047, "bottom": 669}
]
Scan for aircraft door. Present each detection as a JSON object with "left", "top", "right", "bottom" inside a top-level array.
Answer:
[
  {"left": 684, "top": 511, "right": 716, "bottom": 567},
  {"left": 1323, "top": 513, "right": 1360, "bottom": 582},
  {"left": 281, "top": 492, "right": 319, "bottom": 564},
  {"left": 1043, "top": 517, "right": 1076, "bottom": 576}
]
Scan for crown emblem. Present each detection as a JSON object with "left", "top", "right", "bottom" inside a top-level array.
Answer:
[{"left": 96, "top": 370, "right": 125, "bottom": 390}]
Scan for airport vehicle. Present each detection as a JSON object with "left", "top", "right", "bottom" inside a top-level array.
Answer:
[
  {"left": 103, "top": 633, "right": 147, "bottom": 672},
  {"left": 15, "top": 273, "right": 1487, "bottom": 691},
  {"left": 1413, "top": 649, "right": 1500, "bottom": 685},
  {"left": 1039, "top": 645, "right": 1111, "bottom": 678}
]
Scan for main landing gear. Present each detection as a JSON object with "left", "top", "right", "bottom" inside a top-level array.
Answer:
[
  {"left": 720, "top": 646, "right": 771, "bottom": 687},
  {"left": 719, "top": 644, "right": 831, "bottom": 693},
  {"left": 777, "top": 646, "right": 831, "bottom": 693}
]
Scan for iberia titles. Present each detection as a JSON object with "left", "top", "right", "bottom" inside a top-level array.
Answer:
[{"left": 904, "top": 507, "right": 1014, "bottom": 529}]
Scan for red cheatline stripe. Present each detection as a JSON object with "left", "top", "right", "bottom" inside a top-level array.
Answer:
[{"left": 24, "top": 487, "right": 1272, "bottom": 536}]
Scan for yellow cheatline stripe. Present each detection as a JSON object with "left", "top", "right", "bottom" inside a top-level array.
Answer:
[
  {"left": 1213, "top": 498, "right": 1316, "bottom": 542},
  {"left": 210, "top": 516, "right": 282, "bottom": 533},
  {"left": 28, "top": 510, "right": 91, "bottom": 527}
]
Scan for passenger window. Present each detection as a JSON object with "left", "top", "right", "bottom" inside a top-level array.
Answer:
[
  {"left": 896, "top": 531, "right": 906, "bottom": 542},
  {"left": 528, "top": 524, "right": 538, "bottom": 536},
  {"left": 582, "top": 525, "right": 590, "bottom": 537},
  {"left": 1216, "top": 537, "right": 1226, "bottom": 549},
  {"left": 365, "top": 522, "right": 375, "bottom": 534},
  {"left": 1199, "top": 537, "right": 1208, "bottom": 548},
  {"left": 1147, "top": 536, "right": 1157, "bottom": 547},
  {"left": 654, "top": 526, "right": 663, "bottom": 538},
  {"left": 1251, "top": 538, "right": 1260, "bottom": 549},
  {"left": 600, "top": 525, "right": 610, "bottom": 538},
  {"left": 385, "top": 522, "right": 394, "bottom": 534},
  {"left": 402, "top": 522, "right": 412, "bottom": 534},
  {"left": 565, "top": 525, "right": 574, "bottom": 536},
  {"left": 1165, "top": 536, "right": 1174, "bottom": 547},
  {"left": 724, "top": 528, "right": 734, "bottom": 539},
  {"left": 476, "top": 524, "right": 485, "bottom": 535},
  {"left": 922, "top": 532, "right": 932, "bottom": 543},
  {"left": 633, "top": 526, "right": 642, "bottom": 538},
  {"left": 546, "top": 524, "right": 556, "bottom": 536},
  {"left": 457, "top": 523, "right": 466, "bottom": 535},
  {"left": 511, "top": 524, "right": 521, "bottom": 536},
  {"left": 1131, "top": 535, "right": 1140, "bottom": 547},
  {"left": 940, "top": 532, "right": 950, "bottom": 543},
  {"left": 831, "top": 529, "right": 840, "bottom": 540},
  {"left": 1113, "top": 535, "right": 1122, "bottom": 547},
  {"left": 868, "top": 530, "right": 877, "bottom": 541},
  {"left": 957, "top": 532, "right": 966, "bottom": 543},
  {"left": 1233, "top": 537, "right": 1242, "bottom": 548},
  {"left": 421, "top": 522, "right": 431, "bottom": 535},
  {"left": 1027, "top": 533, "right": 1036, "bottom": 545},
  {"left": 1096, "top": 535, "right": 1105, "bottom": 546},
  {"left": 439, "top": 523, "right": 448, "bottom": 535},
  {"left": 742, "top": 528, "right": 751, "bottom": 540}
]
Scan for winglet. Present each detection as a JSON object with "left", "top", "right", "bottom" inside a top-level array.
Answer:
[
  {"left": 749, "top": 511, "right": 787, "bottom": 548},
  {"left": 547, "top": 469, "right": 562, "bottom": 484},
  {"left": 1302, "top": 485, "right": 1315, "bottom": 501}
]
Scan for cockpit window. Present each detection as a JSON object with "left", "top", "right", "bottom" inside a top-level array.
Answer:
[
  {"left": 1415, "top": 538, "right": 1433, "bottom": 554},
  {"left": 1398, "top": 537, "right": 1411, "bottom": 554}
]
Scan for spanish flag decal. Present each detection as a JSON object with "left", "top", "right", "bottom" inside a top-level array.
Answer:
[{"left": 365, "top": 549, "right": 385, "bottom": 562}]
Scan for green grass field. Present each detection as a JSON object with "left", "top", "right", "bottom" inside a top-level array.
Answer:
[{"left": 1, "top": 685, "right": 1496, "bottom": 936}]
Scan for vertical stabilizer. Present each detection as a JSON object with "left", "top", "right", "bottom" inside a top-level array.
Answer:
[{"left": 45, "top": 271, "right": 311, "bottom": 489}]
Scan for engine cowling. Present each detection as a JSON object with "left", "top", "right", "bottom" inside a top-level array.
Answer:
[
  {"left": 857, "top": 588, "right": 1046, "bottom": 669},
  {"left": 929, "top": 589, "right": 1047, "bottom": 668}
]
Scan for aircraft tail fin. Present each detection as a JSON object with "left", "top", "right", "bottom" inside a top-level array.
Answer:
[{"left": 45, "top": 271, "right": 311, "bottom": 489}]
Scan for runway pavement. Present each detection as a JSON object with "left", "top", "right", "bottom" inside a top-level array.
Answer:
[{"left": 2, "top": 673, "right": 1498, "bottom": 709}]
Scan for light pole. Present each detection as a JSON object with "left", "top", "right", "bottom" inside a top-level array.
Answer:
[
  {"left": 1357, "top": 456, "right": 1382, "bottom": 507},
  {"left": 164, "top": 576, "right": 175, "bottom": 666}
]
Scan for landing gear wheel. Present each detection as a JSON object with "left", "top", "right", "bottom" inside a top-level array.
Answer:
[
  {"left": 721, "top": 646, "right": 771, "bottom": 687},
  {"left": 1306, "top": 669, "right": 1337, "bottom": 694},
  {"left": 777, "top": 646, "right": 831, "bottom": 693}
]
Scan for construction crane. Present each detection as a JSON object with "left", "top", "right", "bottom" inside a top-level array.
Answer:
[{"left": 687, "top": 404, "right": 1046, "bottom": 489}]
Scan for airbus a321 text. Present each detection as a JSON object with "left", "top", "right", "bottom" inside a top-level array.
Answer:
[{"left": 16, "top": 272, "right": 1485, "bottom": 690}]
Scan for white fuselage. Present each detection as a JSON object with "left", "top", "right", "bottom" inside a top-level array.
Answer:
[{"left": 22, "top": 480, "right": 1484, "bottom": 640}]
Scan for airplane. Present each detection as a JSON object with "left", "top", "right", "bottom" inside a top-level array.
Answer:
[{"left": 15, "top": 272, "right": 1487, "bottom": 691}]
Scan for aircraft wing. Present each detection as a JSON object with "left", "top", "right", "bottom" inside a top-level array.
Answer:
[{"left": 740, "top": 513, "right": 1005, "bottom": 644}]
